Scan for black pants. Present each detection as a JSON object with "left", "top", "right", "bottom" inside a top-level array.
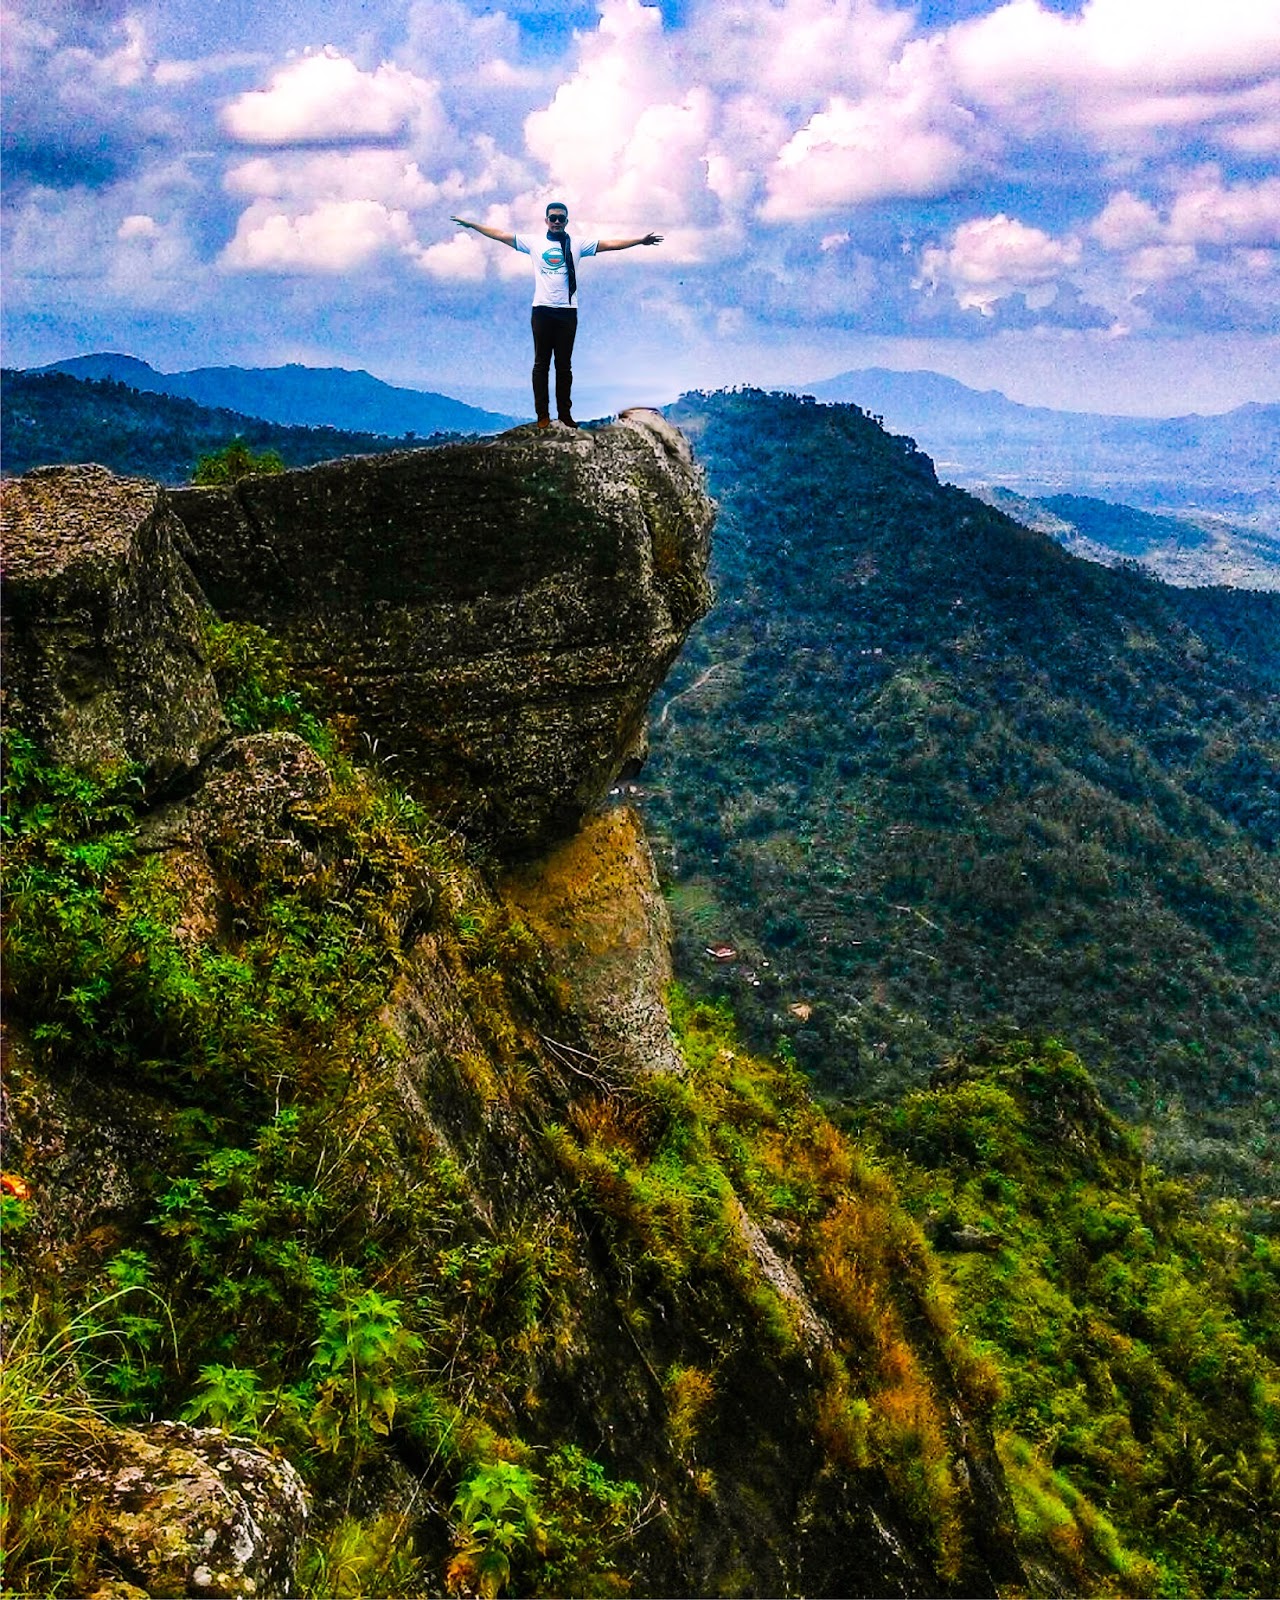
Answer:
[{"left": 531, "top": 306, "right": 578, "bottom": 421}]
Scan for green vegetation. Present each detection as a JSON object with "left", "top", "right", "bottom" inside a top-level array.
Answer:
[
  {"left": 646, "top": 390, "right": 1280, "bottom": 1195},
  {"left": 3, "top": 623, "right": 995, "bottom": 1595},
  {"left": 192, "top": 438, "right": 286, "bottom": 484},
  {"left": 0, "top": 1295, "right": 121, "bottom": 1597},
  {"left": 6, "top": 489, "right": 1279, "bottom": 1594},
  {"left": 1, "top": 634, "right": 648, "bottom": 1595},
  {"left": 6, "top": 678, "right": 1279, "bottom": 1596},
  {"left": 855, "top": 1038, "right": 1280, "bottom": 1597}
]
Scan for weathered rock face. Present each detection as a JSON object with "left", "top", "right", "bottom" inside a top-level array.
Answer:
[
  {"left": 500, "top": 805, "right": 684, "bottom": 1077},
  {"left": 169, "top": 411, "right": 714, "bottom": 855},
  {"left": 70, "top": 1421, "right": 308, "bottom": 1598},
  {"left": 0, "top": 465, "right": 226, "bottom": 787}
]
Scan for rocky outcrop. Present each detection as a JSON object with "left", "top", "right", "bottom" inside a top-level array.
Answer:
[
  {"left": 0, "top": 465, "right": 226, "bottom": 787},
  {"left": 70, "top": 1422, "right": 307, "bottom": 1598},
  {"left": 169, "top": 411, "right": 714, "bottom": 855},
  {"left": 0, "top": 421, "right": 1028, "bottom": 1599}
]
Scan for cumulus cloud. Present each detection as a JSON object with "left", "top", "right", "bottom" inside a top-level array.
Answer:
[
  {"left": 945, "top": 0, "right": 1280, "bottom": 148},
  {"left": 1093, "top": 172, "right": 1280, "bottom": 272},
  {"left": 221, "top": 48, "right": 444, "bottom": 146},
  {"left": 522, "top": 0, "right": 720, "bottom": 233},
  {"left": 762, "top": 67, "right": 978, "bottom": 217},
  {"left": 220, "top": 197, "right": 417, "bottom": 272},
  {"left": 413, "top": 229, "right": 491, "bottom": 281},
  {"left": 225, "top": 150, "right": 447, "bottom": 209},
  {"left": 1091, "top": 190, "right": 1163, "bottom": 251},
  {"left": 1167, "top": 173, "right": 1280, "bottom": 247},
  {"left": 693, "top": 0, "right": 913, "bottom": 103},
  {"left": 919, "top": 213, "right": 1082, "bottom": 313},
  {"left": 6, "top": 0, "right": 1280, "bottom": 370}
]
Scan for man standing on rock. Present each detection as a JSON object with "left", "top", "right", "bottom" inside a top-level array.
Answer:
[{"left": 451, "top": 202, "right": 663, "bottom": 429}]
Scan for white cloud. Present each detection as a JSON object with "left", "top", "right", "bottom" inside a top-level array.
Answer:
[
  {"left": 220, "top": 197, "right": 417, "bottom": 272},
  {"left": 1091, "top": 191, "right": 1163, "bottom": 251},
  {"left": 63, "top": 14, "right": 149, "bottom": 89},
  {"left": 523, "top": 0, "right": 718, "bottom": 232},
  {"left": 153, "top": 51, "right": 267, "bottom": 88},
  {"left": 919, "top": 213, "right": 1082, "bottom": 312},
  {"left": 117, "top": 212, "right": 160, "bottom": 240},
  {"left": 1122, "top": 242, "right": 1198, "bottom": 284},
  {"left": 225, "top": 150, "right": 445, "bottom": 209},
  {"left": 693, "top": 0, "right": 913, "bottom": 103},
  {"left": 945, "top": 0, "right": 1280, "bottom": 149},
  {"left": 413, "top": 229, "right": 490, "bottom": 281},
  {"left": 1167, "top": 173, "right": 1280, "bottom": 248},
  {"left": 762, "top": 60, "right": 978, "bottom": 218},
  {"left": 221, "top": 47, "right": 443, "bottom": 146},
  {"left": 1092, "top": 171, "right": 1280, "bottom": 279}
]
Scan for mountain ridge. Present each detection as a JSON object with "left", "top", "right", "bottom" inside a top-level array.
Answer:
[
  {"left": 35, "top": 352, "right": 519, "bottom": 437},
  {"left": 3, "top": 407, "right": 1277, "bottom": 1600},
  {"left": 801, "top": 367, "right": 1280, "bottom": 527}
]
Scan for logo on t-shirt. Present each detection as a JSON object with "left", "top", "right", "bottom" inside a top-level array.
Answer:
[{"left": 541, "top": 246, "right": 566, "bottom": 270}]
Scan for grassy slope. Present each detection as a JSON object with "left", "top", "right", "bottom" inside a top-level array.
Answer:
[
  {"left": 855, "top": 1039, "right": 1280, "bottom": 1599},
  {"left": 4, "top": 618, "right": 1277, "bottom": 1598}
]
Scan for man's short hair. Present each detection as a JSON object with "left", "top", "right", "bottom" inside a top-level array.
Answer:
[{"left": 546, "top": 200, "right": 569, "bottom": 217}]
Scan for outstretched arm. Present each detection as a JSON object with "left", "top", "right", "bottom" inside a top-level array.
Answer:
[
  {"left": 452, "top": 217, "right": 516, "bottom": 247},
  {"left": 596, "top": 233, "right": 663, "bottom": 252}
]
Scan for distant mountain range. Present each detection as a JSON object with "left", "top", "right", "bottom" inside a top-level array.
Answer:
[
  {"left": 35, "top": 353, "right": 519, "bottom": 437},
  {"left": 803, "top": 367, "right": 1280, "bottom": 529},
  {"left": 9, "top": 354, "right": 1279, "bottom": 587},
  {"left": 0, "top": 369, "right": 428, "bottom": 484}
]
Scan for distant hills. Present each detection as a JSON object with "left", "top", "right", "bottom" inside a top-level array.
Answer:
[
  {"left": 35, "top": 353, "right": 519, "bottom": 437},
  {"left": 0, "top": 369, "right": 424, "bottom": 484},
  {"left": 642, "top": 389, "right": 1280, "bottom": 1196},
  {"left": 804, "top": 366, "right": 1280, "bottom": 531},
  {"left": 7, "top": 355, "right": 1279, "bottom": 589},
  {"left": 975, "top": 487, "right": 1280, "bottom": 591}
]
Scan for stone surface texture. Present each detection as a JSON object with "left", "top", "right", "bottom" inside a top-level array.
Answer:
[
  {"left": 500, "top": 803, "right": 684, "bottom": 1076},
  {"left": 70, "top": 1421, "right": 308, "bottom": 1598},
  {"left": 1, "top": 464, "right": 226, "bottom": 786},
  {"left": 169, "top": 412, "right": 714, "bottom": 855}
]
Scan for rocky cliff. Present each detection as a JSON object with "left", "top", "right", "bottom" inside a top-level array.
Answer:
[
  {"left": 1, "top": 425, "right": 1025, "bottom": 1599},
  {"left": 167, "top": 410, "right": 713, "bottom": 855}
]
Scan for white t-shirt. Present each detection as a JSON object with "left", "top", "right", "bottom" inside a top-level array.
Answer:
[{"left": 513, "top": 233, "right": 600, "bottom": 309}]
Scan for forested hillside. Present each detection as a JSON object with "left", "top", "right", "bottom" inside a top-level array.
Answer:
[
  {"left": 0, "top": 370, "right": 437, "bottom": 484},
  {"left": 645, "top": 391, "right": 1280, "bottom": 1196}
]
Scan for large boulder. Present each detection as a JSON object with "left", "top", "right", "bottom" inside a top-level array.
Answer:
[
  {"left": 71, "top": 1420, "right": 308, "bottom": 1598},
  {"left": 0, "top": 465, "right": 226, "bottom": 786},
  {"left": 170, "top": 411, "right": 714, "bottom": 855}
]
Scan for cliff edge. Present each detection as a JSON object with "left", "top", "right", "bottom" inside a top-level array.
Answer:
[
  {"left": 1, "top": 425, "right": 1025, "bottom": 1600},
  {"left": 167, "top": 410, "right": 714, "bottom": 854}
]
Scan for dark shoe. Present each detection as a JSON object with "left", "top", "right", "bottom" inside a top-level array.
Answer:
[
  {"left": 536, "top": 416, "right": 552, "bottom": 429},
  {"left": 558, "top": 416, "right": 578, "bottom": 429}
]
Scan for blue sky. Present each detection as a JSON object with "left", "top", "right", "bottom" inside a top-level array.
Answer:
[{"left": 3, "top": 0, "right": 1278, "bottom": 415}]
